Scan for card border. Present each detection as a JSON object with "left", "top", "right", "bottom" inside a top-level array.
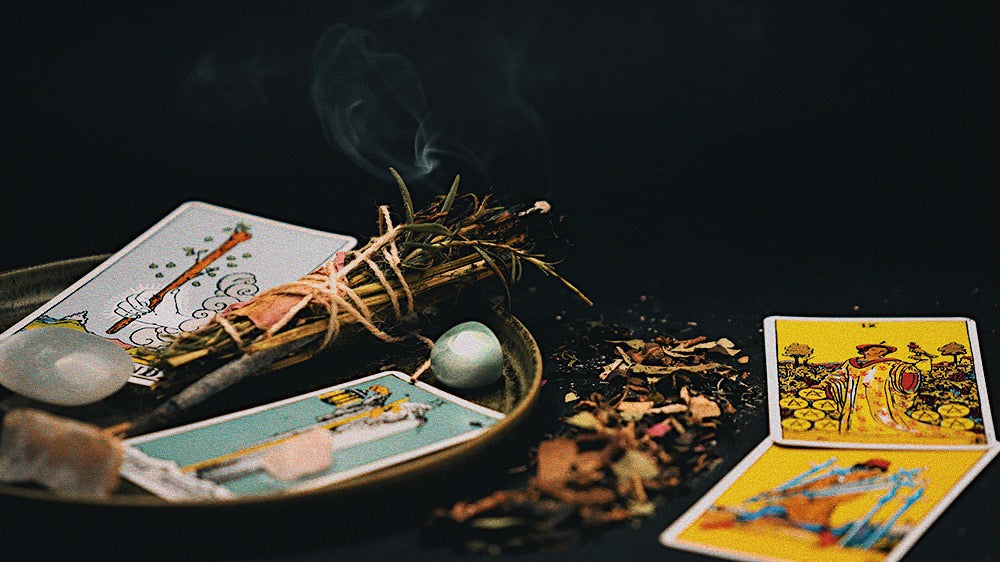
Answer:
[
  {"left": 659, "top": 438, "right": 1000, "bottom": 562},
  {"left": 764, "top": 315, "right": 996, "bottom": 450},
  {"left": 122, "top": 370, "right": 504, "bottom": 499}
]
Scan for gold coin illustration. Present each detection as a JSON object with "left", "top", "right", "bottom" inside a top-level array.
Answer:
[
  {"left": 812, "top": 419, "right": 840, "bottom": 431},
  {"left": 779, "top": 396, "right": 809, "bottom": 410},
  {"left": 793, "top": 408, "right": 826, "bottom": 421},
  {"left": 909, "top": 409, "right": 941, "bottom": 423},
  {"left": 798, "top": 388, "right": 826, "bottom": 401},
  {"left": 812, "top": 399, "right": 839, "bottom": 412},
  {"left": 937, "top": 403, "right": 971, "bottom": 418},
  {"left": 782, "top": 417, "right": 813, "bottom": 431},
  {"left": 941, "top": 417, "right": 975, "bottom": 430}
]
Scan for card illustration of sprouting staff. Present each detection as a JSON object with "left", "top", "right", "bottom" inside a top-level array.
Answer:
[
  {"left": 763, "top": 316, "right": 995, "bottom": 449},
  {"left": 120, "top": 371, "right": 504, "bottom": 500},
  {"left": 0, "top": 202, "right": 356, "bottom": 386},
  {"left": 659, "top": 438, "right": 999, "bottom": 562}
]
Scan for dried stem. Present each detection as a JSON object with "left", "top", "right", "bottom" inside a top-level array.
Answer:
[
  {"left": 126, "top": 337, "right": 318, "bottom": 437},
  {"left": 128, "top": 172, "right": 589, "bottom": 435}
]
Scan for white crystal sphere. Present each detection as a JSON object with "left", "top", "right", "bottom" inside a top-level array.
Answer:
[
  {"left": 430, "top": 321, "right": 503, "bottom": 389},
  {"left": 0, "top": 327, "right": 135, "bottom": 406}
]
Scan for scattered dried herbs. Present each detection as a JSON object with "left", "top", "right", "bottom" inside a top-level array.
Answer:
[{"left": 426, "top": 315, "right": 762, "bottom": 554}]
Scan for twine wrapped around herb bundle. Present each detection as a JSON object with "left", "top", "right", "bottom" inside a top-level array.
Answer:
[{"left": 118, "top": 171, "right": 589, "bottom": 437}]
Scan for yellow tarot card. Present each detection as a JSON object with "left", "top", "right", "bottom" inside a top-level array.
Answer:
[
  {"left": 660, "top": 438, "right": 999, "bottom": 562},
  {"left": 764, "top": 316, "right": 995, "bottom": 449}
]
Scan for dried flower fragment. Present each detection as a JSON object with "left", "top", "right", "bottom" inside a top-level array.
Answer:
[
  {"left": 680, "top": 386, "right": 722, "bottom": 425},
  {"left": 429, "top": 320, "right": 759, "bottom": 554}
]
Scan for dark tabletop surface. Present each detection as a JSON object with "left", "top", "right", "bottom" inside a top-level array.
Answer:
[{"left": 2, "top": 3, "right": 998, "bottom": 560}]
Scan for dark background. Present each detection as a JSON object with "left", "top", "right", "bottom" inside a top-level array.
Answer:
[{"left": 1, "top": 2, "right": 998, "bottom": 560}]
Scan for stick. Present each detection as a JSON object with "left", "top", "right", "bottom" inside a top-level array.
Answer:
[
  {"left": 106, "top": 228, "right": 253, "bottom": 334},
  {"left": 122, "top": 334, "right": 319, "bottom": 437}
]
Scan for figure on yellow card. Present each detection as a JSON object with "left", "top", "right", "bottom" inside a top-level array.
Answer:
[
  {"left": 818, "top": 342, "right": 964, "bottom": 440},
  {"left": 701, "top": 457, "right": 926, "bottom": 551}
]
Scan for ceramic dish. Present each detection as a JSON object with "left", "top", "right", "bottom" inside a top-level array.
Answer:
[{"left": 0, "top": 255, "right": 543, "bottom": 544}]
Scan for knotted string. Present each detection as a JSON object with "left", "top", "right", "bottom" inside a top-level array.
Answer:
[{"left": 225, "top": 206, "right": 431, "bottom": 379}]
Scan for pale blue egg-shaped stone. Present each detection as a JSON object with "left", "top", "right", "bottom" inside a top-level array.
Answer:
[
  {"left": 0, "top": 327, "right": 135, "bottom": 406},
  {"left": 430, "top": 321, "right": 503, "bottom": 389}
]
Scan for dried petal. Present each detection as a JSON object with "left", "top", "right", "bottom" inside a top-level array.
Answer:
[
  {"left": 610, "top": 449, "right": 660, "bottom": 482},
  {"left": 683, "top": 391, "right": 722, "bottom": 425},
  {"left": 447, "top": 489, "right": 534, "bottom": 522},
  {"left": 470, "top": 516, "right": 529, "bottom": 530},
  {"left": 579, "top": 505, "right": 630, "bottom": 525},
  {"left": 230, "top": 293, "right": 304, "bottom": 331},
  {"left": 616, "top": 400, "right": 653, "bottom": 422},
  {"left": 599, "top": 358, "right": 624, "bottom": 380},
  {"left": 607, "top": 339, "right": 646, "bottom": 350},
  {"left": 535, "top": 438, "right": 578, "bottom": 488},
  {"left": 571, "top": 451, "right": 607, "bottom": 484},
  {"left": 646, "top": 403, "right": 688, "bottom": 415},
  {"left": 679, "top": 335, "right": 707, "bottom": 348},
  {"left": 646, "top": 420, "right": 672, "bottom": 438},
  {"left": 614, "top": 346, "right": 634, "bottom": 366},
  {"left": 627, "top": 500, "right": 656, "bottom": 517},
  {"left": 548, "top": 485, "right": 617, "bottom": 506},
  {"left": 616, "top": 400, "right": 654, "bottom": 415},
  {"left": 630, "top": 363, "right": 720, "bottom": 376},
  {"left": 672, "top": 337, "right": 740, "bottom": 357},
  {"left": 563, "top": 411, "right": 604, "bottom": 431}
]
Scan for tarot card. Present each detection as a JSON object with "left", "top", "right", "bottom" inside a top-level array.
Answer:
[
  {"left": 764, "top": 316, "right": 994, "bottom": 449},
  {"left": 660, "top": 438, "right": 999, "bottom": 562},
  {"left": 120, "top": 371, "right": 504, "bottom": 500},
  {"left": 0, "top": 201, "right": 356, "bottom": 386}
]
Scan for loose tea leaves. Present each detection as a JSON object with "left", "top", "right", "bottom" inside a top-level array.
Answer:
[{"left": 426, "top": 321, "right": 759, "bottom": 553}]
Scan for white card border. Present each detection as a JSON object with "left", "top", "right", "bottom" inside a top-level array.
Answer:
[
  {"left": 764, "top": 315, "right": 996, "bottom": 450},
  {"left": 122, "top": 370, "right": 504, "bottom": 500},
  {"left": 659, "top": 438, "right": 1000, "bottom": 562}
]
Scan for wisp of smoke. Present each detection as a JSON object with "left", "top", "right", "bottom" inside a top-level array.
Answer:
[
  {"left": 310, "top": 24, "right": 481, "bottom": 193},
  {"left": 310, "top": 12, "right": 553, "bottom": 199}
]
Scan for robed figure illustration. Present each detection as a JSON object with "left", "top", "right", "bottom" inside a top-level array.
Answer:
[{"left": 819, "top": 343, "right": 964, "bottom": 440}]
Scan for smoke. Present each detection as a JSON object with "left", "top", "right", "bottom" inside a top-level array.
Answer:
[
  {"left": 310, "top": 8, "right": 552, "bottom": 199},
  {"left": 310, "top": 24, "right": 473, "bottom": 191}
]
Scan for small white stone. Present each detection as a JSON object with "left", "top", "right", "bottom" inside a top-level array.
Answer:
[
  {"left": 430, "top": 321, "right": 503, "bottom": 389},
  {"left": 0, "top": 327, "right": 135, "bottom": 406}
]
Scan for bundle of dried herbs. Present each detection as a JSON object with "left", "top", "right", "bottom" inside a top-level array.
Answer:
[
  {"left": 120, "top": 171, "right": 589, "bottom": 436},
  {"left": 426, "top": 321, "right": 759, "bottom": 554}
]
